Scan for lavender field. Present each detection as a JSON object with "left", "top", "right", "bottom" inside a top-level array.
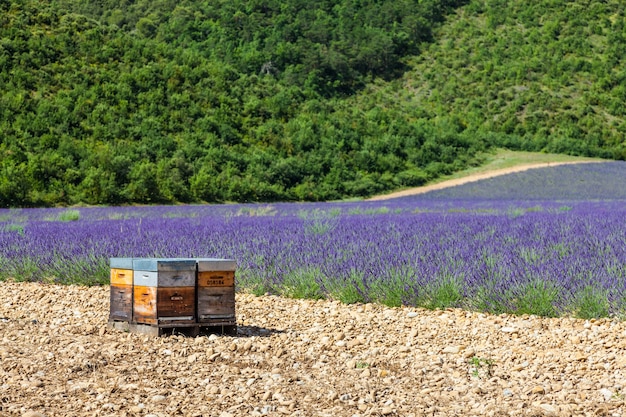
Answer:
[{"left": 1, "top": 162, "right": 625, "bottom": 318}]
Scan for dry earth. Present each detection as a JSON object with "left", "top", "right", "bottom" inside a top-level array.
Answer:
[
  {"left": 368, "top": 161, "right": 602, "bottom": 200},
  {"left": 2, "top": 283, "right": 626, "bottom": 417}
]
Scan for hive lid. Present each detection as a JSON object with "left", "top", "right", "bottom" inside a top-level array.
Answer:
[
  {"left": 196, "top": 258, "right": 236, "bottom": 271},
  {"left": 110, "top": 257, "right": 135, "bottom": 269},
  {"left": 132, "top": 258, "right": 197, "bottom": 272}
]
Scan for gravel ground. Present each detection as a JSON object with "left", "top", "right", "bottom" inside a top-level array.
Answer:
[{"left": 1, "top": 282, "right": 625, "bottom": 417}]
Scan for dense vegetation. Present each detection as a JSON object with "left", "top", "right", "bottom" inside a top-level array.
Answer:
[
  {"left": 398, "top": 0, "right": 626, "bottom": 158},
  {"left": 0, "top": 0, "right": 624, "bottom": 207}
]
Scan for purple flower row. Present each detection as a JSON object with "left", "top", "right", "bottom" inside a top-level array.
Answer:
[{"left": 1, "top": 198, "right": 625, "bottom": 316}]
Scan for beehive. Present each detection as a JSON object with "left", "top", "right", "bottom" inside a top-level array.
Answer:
[
  {"left": 132, "top": 258, "right": 196, "bottom": 325},
  {"left": 196, "top": 258, "right": 236, "bottom": 327},
  {"left": 109, "top": 258, "right": 134, "bottom": 322}
]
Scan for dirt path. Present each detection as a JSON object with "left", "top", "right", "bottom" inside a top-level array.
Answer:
[{"left": 368, "top": 161, "right": 603, "bottom": 201}]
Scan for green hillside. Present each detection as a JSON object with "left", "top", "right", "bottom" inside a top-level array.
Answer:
[
  {"left": 0, "top": 0, "right": 623, "bottom": 207},
  {"left": 392, "top": 0, "right": 626, "bottom": 157}
]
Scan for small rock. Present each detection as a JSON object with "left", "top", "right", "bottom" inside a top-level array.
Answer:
[
  {"left": 503, "top": 388, "right": 513, "bottom": 398},
  {"left": 151, "top": 395, "right": 167, "bottom": 403},
  {"left": 339, "top": 393, "right": 351, "bottom": 401},
  {"left": 462, "top": 348, "right": 476, "bottom": 359},
  {"left": 361, "top": 368, "right": 371, "bottom": 378},
  {"left": 442, "top": 346, "right": 461, "bottom": 354},
  {"left": 574, "top": 352, "right": 588, "bottom": 361},
  {"left": 600, "top": 388, "right": 613, "bottom": 401},
  {"left": 29, "top": 380, "right": 44, "bottom": 388},
  {"left": 501, "top": 326, "right": 517, "bottom": 333},
  {"left": 407, "top": 312, "right": 418, "bottom": 318},
  {"left": 538, "top": 404, "right": 558, "bottom": 416},
  {"left": 530, "top": 386, "right": 545, "bottom": 395},
  {"left": 380, "top": 407, "right": 394, "bottom": 415},
  {"left": 219, "top": 413, "right": 234, "bottom": 417},
  {"left": 347, "top": 339, "right": 362, "bottom": 348},
  {"left": 346, "top": 360, "right": 356, "bottom": 369},
  {"left": 260, "top": 405, "right": 274, "bottom": 414},
  {"left": 22, "top": 412, "right": 46, "bottom": 417}
]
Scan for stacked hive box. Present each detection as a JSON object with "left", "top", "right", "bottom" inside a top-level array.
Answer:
[
  {"left": 109, "top": 258, "right": 134, "bottom": 323},
  {"left": 132, "top": 258, "right": 197, "bottom": 326},
  {"left": 108, "top": 257, "right": 237, "bottom": 336},
  {"left": 197, "top": 258, "right": 236, "bottom": 328}
]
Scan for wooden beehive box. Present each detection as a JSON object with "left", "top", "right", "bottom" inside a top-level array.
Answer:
[
  {"left": 196, "top": 258, "right": 236, "bottom": 327},
  {"left": 109, "top": 257, "right": 134, "bottom": 322},
  {"left": 132, "top": 258, "right": 197, "bottom": 325}
]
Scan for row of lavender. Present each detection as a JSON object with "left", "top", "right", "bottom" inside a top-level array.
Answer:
[{"left": 1, "top": 197, "right": 625, "bottom": 318}]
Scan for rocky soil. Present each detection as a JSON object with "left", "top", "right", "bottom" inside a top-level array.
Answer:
[{"left": 1, "top": 282, "right": 626, "bottom": 417}]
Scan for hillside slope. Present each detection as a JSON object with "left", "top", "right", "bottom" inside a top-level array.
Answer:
[
  {"left": 0, "top": 0, "right": 624, "bottom": 207},
  {"left": 0, "top": 0, "right": 473, "bottom": 207},
  {"left": 391, "top": 0, "right": 626, "bottom": 158}
]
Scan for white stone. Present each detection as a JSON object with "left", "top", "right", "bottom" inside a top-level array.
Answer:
[{"left": 600, "top": 388, "right": 613, "bottom": 401}]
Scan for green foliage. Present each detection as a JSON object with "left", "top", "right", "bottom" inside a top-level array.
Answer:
[
  {"left": 401, "top": 0, "right": 626, "bottom": 159},
  {"left": 419, "top": 273, "right": 465, "bottom": 310},
  {"left": 281, "top": 268, "right": 326, "bottom": 300},
  {"left": 2, "top": 223, "right": 25, "bottom": 235},
  {"left": 323, "top": 270, "right": 367, "bottom": 304},
  {"left": 510, "top": 279, "right": 560, "bottom": 317},
  {"left": 0, "top": 0, "right": 477, "bottom": 207},
  {"left": 236, "top": 269, "right": 275, "bottom": 296},
  {"left": 572, "top": 286, "right": 610, "bottom": 319},
  {"left": 468, "top": 356, "right": 495, "bottom": 379},
  {"left": 0, "top": 0, "right": 623, "bottom": 208},
  {"left": 298, "top": 208, "right": 341, "bottom": 235},
  {"left": 46, "top": 209, "right": 81, "bottom": 222},
  {"left": 369, "top": 268, "right": 417, "bottom": 307}
]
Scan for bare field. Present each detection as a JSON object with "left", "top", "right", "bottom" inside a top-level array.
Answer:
[{"left": 1, "top": 282, "right": 626, "bottom": 417}]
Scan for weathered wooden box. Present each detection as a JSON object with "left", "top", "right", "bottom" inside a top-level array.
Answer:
[
  {"left": 109, "top": 258, "right": 134, "bottom": 322},
  {"left": 132, "top": 259, "right": 197, "bottom": 325},
  {"left": 196, "top": 258, "right": 236, "bottom": 326}
]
